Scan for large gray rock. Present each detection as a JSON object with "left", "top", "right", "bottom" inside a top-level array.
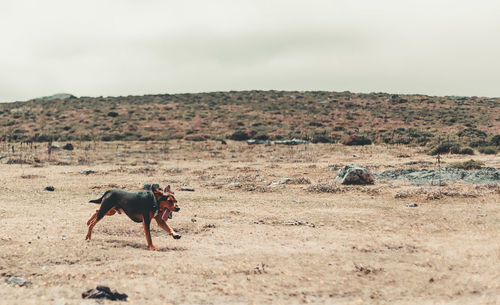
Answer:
[{"left": 336, "top": 165, "right": 375, "bottom": 185}]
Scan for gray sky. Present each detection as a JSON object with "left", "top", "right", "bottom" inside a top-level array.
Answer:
[{"left": 1, "top": 0, "right": 500, "bottom": 102}]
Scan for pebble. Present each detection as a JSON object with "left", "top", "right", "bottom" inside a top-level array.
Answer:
[
  {"left": 7, "top": 276, "right": 28, "bottom": 286},
  {"left": 406, "top": 202, "right": 418, "bottom": 207},
  {"left": 227, "top": 182, "right": 242, "bottom": 188}
]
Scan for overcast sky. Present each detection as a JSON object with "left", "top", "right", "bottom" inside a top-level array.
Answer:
[{"left": 1, "top": 0, "right": 500, "bottom": 102}]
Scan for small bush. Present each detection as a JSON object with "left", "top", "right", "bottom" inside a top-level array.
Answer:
[
  {"left": 428, "top": 143, "right": 461, "bottom": 155},
  {"left": 449, "top": 159, "right": 484, "bottom": 170},
  {"left": 229, "top": 130, "right": 250, "bottom": 141},
  {"left": 457, "top": 147, "right": 474, "bottom": 155},
  {"left": 184, "top": 134, "right": 209, "bottom": 141},
  {"left": 490, "top": 135, "right": 500, "bottom": 146},
  {"left": 478, "top": 147, "right": 498, "bottom": 155},
  {"left": 254, "top": 134, "right": 269, "bottom": 141},
  {"left": 343, "top": 135, "right": 372, "bottom": 146}
]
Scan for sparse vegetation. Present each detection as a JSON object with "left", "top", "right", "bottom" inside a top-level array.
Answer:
[
  {"left": 0, "top": 91, "right": 497, "bottom": 147},
  {"left": 450, "top": 159, "right": 485, "bottom": 170}
]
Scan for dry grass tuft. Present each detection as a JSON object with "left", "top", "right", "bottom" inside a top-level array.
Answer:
[{"left": 307, "top": 182, "right": 343, "bottom": 193}]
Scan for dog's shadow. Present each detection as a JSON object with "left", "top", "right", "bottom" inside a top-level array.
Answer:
[{"left": 106, "top": 239, "right": 187, "bottom": 252}]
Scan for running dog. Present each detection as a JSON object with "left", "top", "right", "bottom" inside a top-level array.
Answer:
[{"left": 85, "top": 185, "right": 180, "bottom": 250}]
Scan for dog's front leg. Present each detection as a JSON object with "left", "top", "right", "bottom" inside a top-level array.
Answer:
[
  {"left": 142, "top": 216, "right": 158, "bottom": 250},
  {"left": 154, "top": 215, "right": 181, "bottom": 239}
]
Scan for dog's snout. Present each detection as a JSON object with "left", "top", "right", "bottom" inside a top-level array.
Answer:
[{"left": 174, "top": 207, "right": 180, "bottom": 212}]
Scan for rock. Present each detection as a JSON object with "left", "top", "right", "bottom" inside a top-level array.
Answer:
[
  {"left": 274, "top": 139, "right": 308, "bottom": 145},
  {"left": 406, "top": 202, "right": 418, "bottom": 207},
  {"left": 336, "top": 165, "right": 375, "bottom": 185},
  {"left": 82, "top": 285, "right": 128, "bottom": 301},
  {"left": 353, "top": 154, "right": 359, "bottom": 158},
  {"left": 231, "top": 154, "right": 237, "bottom": 158},
  {"left": 246, "top": 139, "right": 308, "bottom": 145},
  {"left": 51, "top": 144, "right": 60, "bottom": 149},
  {"left": 80, "top": 169, "right": 97, "bottom": 175},
  {"left": 247, "top": 139, "right": 271, "bottom": 145},
  {"left": 220, "top": 139, "right": 227, "bottom": 145},
  {"left": 180, "top": 186, "right": 195, "bottom": 192},
  {"left": 0, "top": 155, "right": 6, "bottom": 160},
  {"left": 227, "top": 182, "right": 242, "bottom": 188},
  {"left": 374, "top": 167, "right": 500, "bottom": 184},
  {"left": 329, "top": 166, "right": 339, "bottom": 171},
  {"left": 62, "top": 143, "right": 74, "bottom": 151},
  {"left": 7, "top": 276, "right": 28, "bottom": 286},
  {"left": 44, "top": 186, "right": 55, "bottom": 191},
  {"left": 269, "top": 178, "right": 295, "bottom": 187}
]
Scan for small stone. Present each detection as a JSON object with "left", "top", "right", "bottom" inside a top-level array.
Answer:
[
  {"left": 80, "top": 169, "right": 97, "bottom": 175},
  {"left": 227, "top": 182, "right": 242, "bottom": 188},
  {"left": 269, "top": 178, "right": 295, "bottom": 187},
  {"left": 353, "top": 154, "right": 359, "bottom": 157},
  {"left": 406, "top": 202, "right": 418, "bottom": 207},
  {"left": 44, "top": 186, "right": 55, "bottom": 191},
  {"left": 7, "top": 276, "right": 28, "bottom": 286},
  {"left": 180, "top": 186, "right": 195, "bottom": 192}
]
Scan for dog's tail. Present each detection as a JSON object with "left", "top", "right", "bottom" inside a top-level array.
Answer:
[{"left": 89, "top": 190, "right": 111, "bottom": 204}]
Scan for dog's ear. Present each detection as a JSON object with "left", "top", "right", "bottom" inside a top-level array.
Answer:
[{"left": 164, "top": 185, "right": 171, "bottom": 193}]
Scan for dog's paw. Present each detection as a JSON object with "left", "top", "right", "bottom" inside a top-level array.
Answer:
[{"left": 173, "top": 234, "right": 181, "bottom": 239}]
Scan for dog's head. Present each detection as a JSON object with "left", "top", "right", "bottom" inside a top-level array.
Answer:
[{"left": 156, "top": 185, "right": 180, "bottom": 213}]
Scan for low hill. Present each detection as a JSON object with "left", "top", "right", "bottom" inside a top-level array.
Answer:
[{"left": 0, "top": 91, "right": 498, "bottom": 150}]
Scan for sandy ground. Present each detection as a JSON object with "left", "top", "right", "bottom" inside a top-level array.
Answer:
[{"left": 0, "top": 141, "right": 499, "bottom": 304}]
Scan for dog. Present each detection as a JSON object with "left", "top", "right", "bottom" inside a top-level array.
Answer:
[{"left": 85, "top": 184, "right": 181, "bottom": 250}]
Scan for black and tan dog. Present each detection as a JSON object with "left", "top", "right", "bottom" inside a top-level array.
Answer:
[{"left": 85, "top": 184, "right": 180, "bottom": 250}]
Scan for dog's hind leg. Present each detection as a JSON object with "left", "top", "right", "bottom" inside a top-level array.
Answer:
[
  {"left": 85, "top": 200, "right": 116, "bottom": 241},
  {"left": 86, "top": 208, "right": 117, "bottom": 226},
  {"left": 86, "top": 211, "right": 98, "bottom": 226}
]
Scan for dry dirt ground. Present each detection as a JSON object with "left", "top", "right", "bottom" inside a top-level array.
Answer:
[{"left": 0, "top": 141, "right": 499, "bottom": 305}]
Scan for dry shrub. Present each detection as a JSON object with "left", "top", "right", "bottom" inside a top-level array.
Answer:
[
  {"left": 449, "top": 159, "right": 484, "bottom": 170},
  {"left": 307, "top": 182, "right": 343, "bottom": 193},
  {"left": 286, "top": 177, "right": 311, "bottom": 185},
  {"left": 226, "top": 174, "right": 262, "bottom": 183},
  {"left": 165, "top": 168, "right": 184, "bottom": 174},
  {"left": 20, "top": 174, "right": 45, "bottom": 179},
  {"left": 243, "top": 184, "right": 270, "bottom": 192},
  {"left": 394, "top": 183, "right": 494, "bottom": 200},
  {"left": 128, "top": 167, "right": 157, "bottom": 174},
  {"left": 6, "top": 158, "right": 32, "bottom": 164}
]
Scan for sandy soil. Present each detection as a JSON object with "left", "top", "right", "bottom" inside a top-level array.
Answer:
[{"left": 0, "top": 141, "right": 499, "bottom": 304}]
